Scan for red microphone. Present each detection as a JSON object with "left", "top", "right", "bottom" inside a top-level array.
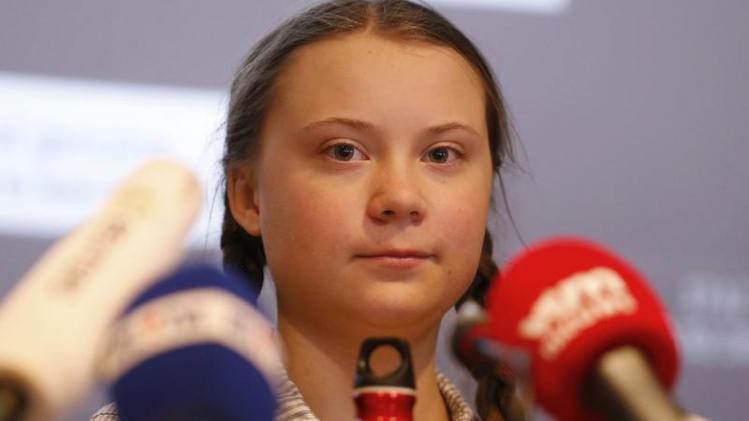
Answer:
[
  {"left": 353, "top": 338, "right": 416, "bottom": 421},
  {"left": 457, "top": 237, "right": 682, "bottom": 421}
]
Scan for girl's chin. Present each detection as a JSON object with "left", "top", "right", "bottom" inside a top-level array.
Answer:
[{"left": 338, "top": 294, "right": 454, "bottom": 330}]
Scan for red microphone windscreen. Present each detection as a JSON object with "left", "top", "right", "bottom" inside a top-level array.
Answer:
[{"left": 484, "top": 237, "right": 679, "bottom": 421}]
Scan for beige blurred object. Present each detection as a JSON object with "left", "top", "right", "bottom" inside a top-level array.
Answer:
[{"left": 0, "top": 159, "right": 202, "bottom": 421}]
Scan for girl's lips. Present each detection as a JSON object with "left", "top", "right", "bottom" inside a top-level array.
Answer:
[
  {"left": 357, "top": 248, "right": 433, "bottom": 258},
  {"left": 355, "top": 252, "right": 434, "bottom": 269},
  {"left": 359, "top": 256, "right": 428, "bottom": 269}
]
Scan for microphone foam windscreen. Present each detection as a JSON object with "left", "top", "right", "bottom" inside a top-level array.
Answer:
[
  {"left": 98, "top": 265, "right": 279, "bottom": 421},
  {"left": 483, "top": 237, "right": 679, "bottom": 421}
]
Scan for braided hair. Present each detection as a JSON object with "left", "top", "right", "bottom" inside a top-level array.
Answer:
[{"left": 220, "top": 1, "right": 520, "bottom": 419}]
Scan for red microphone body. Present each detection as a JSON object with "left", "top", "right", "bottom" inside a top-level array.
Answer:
[
  {"left": 353, "top": 338, "right": 416, "bottom": 421},
  {"left": 459, "top": 237, "right": 681, "bottom": 421}
]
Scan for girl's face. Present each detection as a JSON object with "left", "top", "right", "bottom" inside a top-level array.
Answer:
[{"left": 231, "top": 32, "right": 494, "bottom": 330}]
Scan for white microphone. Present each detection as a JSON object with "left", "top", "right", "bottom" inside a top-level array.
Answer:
[{"left": 0, "top": 159, "right": 202, "bottom": 421}]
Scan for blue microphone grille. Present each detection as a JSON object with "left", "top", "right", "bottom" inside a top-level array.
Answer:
[{"left": 114, "top": 344, "right": 275, "bottom": 421}]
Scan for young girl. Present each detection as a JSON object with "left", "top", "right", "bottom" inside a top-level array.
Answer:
[{"left": 93, "top": 0, "right": 517, "bottom": 420}]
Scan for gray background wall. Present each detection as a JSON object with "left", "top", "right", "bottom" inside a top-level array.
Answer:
[{"left": 1, "top": 1, "right": 747, "bottom": 420}]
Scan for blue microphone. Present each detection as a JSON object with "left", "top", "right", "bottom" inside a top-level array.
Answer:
[{"left": 96, "top": 264, "right": 280, "bottom": 421}]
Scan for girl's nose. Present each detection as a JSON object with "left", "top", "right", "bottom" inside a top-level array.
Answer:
[{"left": 366, "top": 168, "right": 426, "bottom": 224}]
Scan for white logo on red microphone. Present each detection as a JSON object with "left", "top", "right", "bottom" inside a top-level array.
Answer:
[{"left": 519, "top": 267, "right": 637, "bottom": 359}]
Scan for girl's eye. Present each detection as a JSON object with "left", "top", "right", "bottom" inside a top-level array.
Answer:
[
  {"left": 423, "top": 146, "right": 460, "bottom": 164},
  {"left": 326, "top": 143, "right": 367, "bottom": 161}
]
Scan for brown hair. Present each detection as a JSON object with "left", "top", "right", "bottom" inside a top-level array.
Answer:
[{"left": 220, "top": 1, "right": 519, "bottom": 419}]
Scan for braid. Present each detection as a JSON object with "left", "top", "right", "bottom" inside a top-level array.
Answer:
[
  {"left": 455, "top": 229, "right": 495, "bottom": 309},
  {"left": 462, "top": 230, "right": 526, "bottom": 421},
  {"left": 465, "top": 229, "right": 499, "bottom": 308},
  {"left": 220, "top": 190, "right": 266, "bottom": 294}
]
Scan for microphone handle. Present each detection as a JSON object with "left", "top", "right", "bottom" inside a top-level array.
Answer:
[
  {"left": 0, "top": 378, "right": 27, "bottom": 421},
  {"left": 583, "top": 346, "right": 684, "bottom": 421}
]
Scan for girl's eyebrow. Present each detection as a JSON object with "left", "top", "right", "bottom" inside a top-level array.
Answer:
[
  {"left": 300, "top": 117, "right": 376, "bottom": 133},
  {"left": 427, "top": 121, "right": 481, "bottom": 138},
  {"left": 300, "top": 117, "right": 481, "bottom": 138}
]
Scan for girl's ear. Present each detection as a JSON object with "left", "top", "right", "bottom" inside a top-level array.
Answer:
[{"left": 227, "top": 166, "right": 261, "bottom": 236}]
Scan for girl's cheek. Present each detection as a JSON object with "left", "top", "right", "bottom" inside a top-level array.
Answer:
[
  {"left": 285, "top": 179, "right": 361, "bottom": 230},
  {"left": 435, "top": 191, "right": 490, "bottom": 241}
]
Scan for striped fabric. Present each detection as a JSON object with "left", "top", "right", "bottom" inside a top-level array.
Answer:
[
  {"left": 436, "top": 372, "right": 478, "bottom": 421},
  {"left": 90, "top": 370, "right": 478, "bottom": 421},
  {"left": 90, "top": 402, "right": 118, "bottom": 421}
]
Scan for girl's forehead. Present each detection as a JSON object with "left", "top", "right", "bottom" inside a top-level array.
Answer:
[
  {"left": 270, "top": 31, "right": 486, "bottom": 134},
  {"left": 280, "top": 31, "right": 483, "bottom": 89}
]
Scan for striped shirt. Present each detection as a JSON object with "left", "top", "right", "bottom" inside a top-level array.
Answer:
[{"left": 90, "top": 370, "right": 478, "bottom": 421}]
